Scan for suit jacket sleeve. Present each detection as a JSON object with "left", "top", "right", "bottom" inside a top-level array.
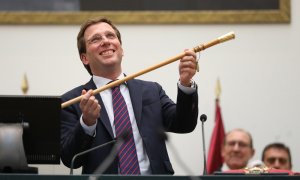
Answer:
[
  {"left": 60, "top": 86, "right": 94, "bottom": 169},
  {"left": 162, "top": 84, "right": 198, "bottom": 133}
]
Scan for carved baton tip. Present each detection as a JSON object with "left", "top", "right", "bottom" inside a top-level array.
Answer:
[{"left": 218, "top": 31, "right": 235, "bottom": 43}]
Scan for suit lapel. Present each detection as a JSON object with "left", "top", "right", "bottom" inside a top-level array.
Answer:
[
  {"left": 83, "top": 79, "right": 114, "bottom": 138},
  {"left": 127, "top": 79, "right": 143, "bottom": 127}
]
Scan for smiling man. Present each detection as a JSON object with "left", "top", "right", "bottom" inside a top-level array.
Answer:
[
  {"left": 60, "top": 17, "right": 199, "bottom": 175},
  {"left": 221, "top": 128, "right": 255, "bottom": 170}
]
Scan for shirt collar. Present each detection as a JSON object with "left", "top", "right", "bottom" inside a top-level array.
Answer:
[{"left": 92, "top": 73, "right": 126, "bottom": 88}]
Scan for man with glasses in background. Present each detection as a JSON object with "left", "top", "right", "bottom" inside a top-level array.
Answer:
[
  {"left": 221, "top": 128, "right": 255, "bottom": 171},
  {"left": 262, "top": 142, "right": 292, "bottom": 170}
]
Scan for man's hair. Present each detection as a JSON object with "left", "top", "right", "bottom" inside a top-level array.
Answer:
[
  {"left": 77, "top": 17, "right": 122, "bottom": 75},
  {"left": 261, "top": 142, "right": 292, "bottom": 167},
  {"left": 223, "top": 128, "right": 253, "bottom": 148}
]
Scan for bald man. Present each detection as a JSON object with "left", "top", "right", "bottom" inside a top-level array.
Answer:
[{"left": 221, "top": 128, "right": 255, "bottom": 170}]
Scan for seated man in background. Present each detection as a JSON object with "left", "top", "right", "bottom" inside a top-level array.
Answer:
[
  {"left": 262, "top": 142, "right": 292, "bottom": 170},
  {"left": 221, "top": 128, "right": 255, "bottom": 170}
]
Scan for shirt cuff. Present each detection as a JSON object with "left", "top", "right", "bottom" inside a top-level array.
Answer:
[
  {"left": 80, "top": 115, "right": 97, "bottom": 137},
  {"left": 178, "top": 80, "right": 197, "bottom": 95}
]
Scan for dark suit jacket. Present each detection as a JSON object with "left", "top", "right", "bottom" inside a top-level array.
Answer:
[{"left": 60, "top": 78, "right": 198, "bottom": 174}]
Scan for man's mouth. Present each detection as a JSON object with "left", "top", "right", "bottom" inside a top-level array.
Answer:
[{"left": 100, "top": 50, "right": 114, "bottom": 56}]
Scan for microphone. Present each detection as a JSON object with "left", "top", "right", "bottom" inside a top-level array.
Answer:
[
  {"left": 158, "top": 129, "right": 200, "bottom": 180},
  {"left": 69, "top": 139, "right": 117, "bottom": 175},
  {"left": 88, "top": 139, "right": 124, "bottom": 180},
  {"left": 92, "top": 130, "right": 130, "bottom": 175},
  {"left": 88, "top": 130, "right": 129, "bottom": 180},
  {"left": 199, "top": 114, "right": 208, "bottom": 175},
  {"left": 70, "top": 130, "right": 130, "bottom": 175}
]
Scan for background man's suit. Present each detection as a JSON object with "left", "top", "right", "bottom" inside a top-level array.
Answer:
[{"left": 60, "top": 78, "right": 198, "bottom": 174}]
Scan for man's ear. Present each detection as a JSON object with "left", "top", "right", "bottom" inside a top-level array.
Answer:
[{"left": 80, "top": 54, "right": 88, "bottom": 65}]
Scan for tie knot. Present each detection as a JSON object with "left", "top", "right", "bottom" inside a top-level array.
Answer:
[
  {"left": 107, "top": 80, "right": 120, "bottom": 90},
  {"left": 111, "top": 86, "right": 120, "bottom": 92}
]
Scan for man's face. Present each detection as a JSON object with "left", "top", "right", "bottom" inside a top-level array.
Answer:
[
  {"left": 221, "top": 130, "right": 254, "bottom": 169},
  {"left": 263, "top": 148, "right": 291, "bottom": 170},
  {"left": 81, "top": 22, "right": 123, "bottom": 76}
]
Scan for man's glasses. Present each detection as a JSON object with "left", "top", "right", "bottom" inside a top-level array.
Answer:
[
  {"left": 226, "top": 141, "right": 251, "bottom": 148},
  {"left": 266, "top": 157, "right": 288, "bottom": 164},
  {"left": 87, "top": 32, "right": 117, "bottom": 45}
]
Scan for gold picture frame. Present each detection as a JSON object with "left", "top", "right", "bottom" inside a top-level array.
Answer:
[{"left": 0, "top": 0, "right": 290, "bottom": 25}]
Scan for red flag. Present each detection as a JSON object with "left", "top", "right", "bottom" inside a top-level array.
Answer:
[{"left": 207, "top": 99, "right": 225, "bottom": 174}]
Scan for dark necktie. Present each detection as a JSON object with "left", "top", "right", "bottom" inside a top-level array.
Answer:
[{"left": 111, "top": 85, "right": 140, "bottom": 175}]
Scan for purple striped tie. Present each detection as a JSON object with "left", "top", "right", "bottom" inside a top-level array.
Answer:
[{"left": 112, "top": 85, "right": 140, "bottom": 175}]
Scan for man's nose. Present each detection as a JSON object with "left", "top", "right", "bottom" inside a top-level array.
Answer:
[
  {"left": 100, "top": 37, "right": 110, "bottom": 46},
  {"left": 273, "top": 160, "right": 281, "bottom": 169},
  {"left": 233, "top": 143, "right": 240, "bottom": 150}
]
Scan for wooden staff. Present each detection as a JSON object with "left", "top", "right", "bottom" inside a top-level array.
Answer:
[{"left": 61, "top": 32, "right": 235, "bottom": 108}]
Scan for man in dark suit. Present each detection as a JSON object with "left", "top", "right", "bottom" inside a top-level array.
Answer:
[{"left": 60, "top": 17, "right": 199, "bottom": 175}]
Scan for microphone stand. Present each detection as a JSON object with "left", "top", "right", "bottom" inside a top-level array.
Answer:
[
  {"left": 200, "top": 114, "right": 208, "bottom": 175},
  {"left": 89, "top": 131, "right": 129, "bottom": 180},
  {"left": 89, "top": 138, "right": 124, "bottom": 180},
  {"left": 70, "top": 140, "right": 116, "bottom": 175}
]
